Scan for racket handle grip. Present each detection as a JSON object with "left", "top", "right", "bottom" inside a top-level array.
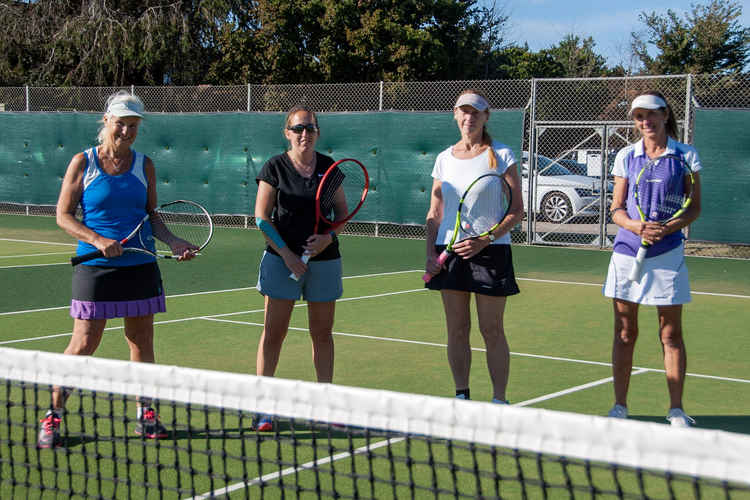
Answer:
[
  {"left": 627, "top": 247, "right": 648, "bottom": 282},
  {"left": 422, "top": 250, "right": 450, "bottom": 283},
  {"left": 289, "top": 253, "right": 311, "bottom": 281},
  {"left": 71, "top": 249, "right": 104, "bottom": 266}
]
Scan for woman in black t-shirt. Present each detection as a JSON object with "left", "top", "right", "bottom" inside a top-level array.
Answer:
[{"left": 252, "top": 106, "right": 345, "bottom": 430}]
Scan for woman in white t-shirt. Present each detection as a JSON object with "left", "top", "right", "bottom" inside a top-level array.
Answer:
[{"left": 424, "top": 89, "right": 523, "bottom": 404}]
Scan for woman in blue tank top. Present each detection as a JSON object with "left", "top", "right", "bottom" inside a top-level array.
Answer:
[
  {"left": 603, "top": 91, "right": 703, "bottom": 428},
  {"left": 36, "top": 91, "right": 196, "bottom": 449}
]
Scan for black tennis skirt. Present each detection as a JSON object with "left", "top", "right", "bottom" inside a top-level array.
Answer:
[
  {"left": 70, "top": 263, "right": 165, "bottom": 319},
  {"left": 425, "top": 244, "right": 520, "bottom": 297}
]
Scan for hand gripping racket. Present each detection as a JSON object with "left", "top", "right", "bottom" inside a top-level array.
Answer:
[
  {"left": 289, "top": 158, "right": 369, "bottom": 280},
  {"left": 71, "top": 200, "right": 214, "bottom": 265},
  {"left": 627, "top": 154, "right": 694, "bottom": 282},
  {"left": 423, "top": 172, "right": 512, "bottom": 283}
]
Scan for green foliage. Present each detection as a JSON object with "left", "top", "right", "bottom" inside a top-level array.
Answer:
[
  {"left": 631, "top": 0, "right": 749, "bottom": 75},
  {"left": 547, "top": 35, "right": 610, "bottom": 77}
]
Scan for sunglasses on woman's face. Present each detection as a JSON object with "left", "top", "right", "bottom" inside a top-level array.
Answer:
[{"left": 287, "top": 123, "right": 318, "bottom": 134}]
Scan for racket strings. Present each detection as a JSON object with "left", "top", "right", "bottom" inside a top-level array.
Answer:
[
  {"left": 636, "top": 158, "right": 689, "bottom": 223},
  {"left": 318, "top": 165, "right": 367, "bottom": 222},
  {"left": 459, "top": 176, "right": 509, "bottom": 236},
  {"left": 153, "top": 203, "right": 212, "bottom": 253}
]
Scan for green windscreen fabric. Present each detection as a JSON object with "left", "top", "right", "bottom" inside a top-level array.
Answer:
[
  {"left": 691, "top": 109, "right": 750, "bottom": 243},
  {"left": 0, "top": 110, "right": 524, "bottom": 225}
]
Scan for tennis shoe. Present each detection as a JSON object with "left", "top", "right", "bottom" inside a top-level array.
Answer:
[
  {"left": 607, "top": 404, "right": 628, "bottom": 419},
  {"left": 134, "top": 407, "right": 169, "bottom": 439},
  {"left": 491, "top": 398, "right": 509, "bottom": 404},
  {"left": 252, "top": 415, "right": 274, "bottom": 432},
  {"left": 37, "top": 411, "right": 63, "bottom": 449},
  {"left": 666, "top": 408, "right": 695, "bottom": 428}
]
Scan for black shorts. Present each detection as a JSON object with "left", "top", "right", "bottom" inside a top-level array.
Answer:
[
  {"left": 71, "top": 263, "right": 166, "bottom": 319},
  {"left": 425, "top": 244, "right": 520, "bottom": 297}
]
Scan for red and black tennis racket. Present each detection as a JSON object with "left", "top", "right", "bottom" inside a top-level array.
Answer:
[
  {"left": 71, "top": 200, "right": 213, "bottom": 265},
  {"left": 289, "top": 158, "right": 369, "bottom": 280}
]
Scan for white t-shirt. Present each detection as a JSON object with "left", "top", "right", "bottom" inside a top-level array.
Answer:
[{"left": 431, "top": 140, "right": 516, "bottom": 245}]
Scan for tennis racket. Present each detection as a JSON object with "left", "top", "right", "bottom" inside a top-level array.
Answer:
[
  {"left": 289, "top": 158, "right": 369, "bottom": 280},
  {"left": 71, "top": 200, "right": 213, "bottom": 265},
  {"left": 422, "top": 172, "right": 512, "bottom": 283},
  {"left": 627, "top": 154, "right": 695, "bottom": 282}
]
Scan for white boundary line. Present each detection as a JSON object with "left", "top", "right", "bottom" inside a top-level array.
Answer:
[
  {"left": 0, "top": 238, "right": 76, "bottom": 246},
  {"left": 185, "top": 366, "right": 655, "bottom": 499},
  {"left": 2, "top": 280, "right": 749, "bottom": 385},
  {"left": 1, "top": 270, "right": 747, "bottom": 317},
  {"left": 0, "top": 251, "right": 73, "bottom": 258}
]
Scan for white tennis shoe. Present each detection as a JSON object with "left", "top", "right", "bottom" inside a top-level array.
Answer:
[
  {"left": 607, "top": 404, "right": 628, "bottom": 419},
  {"left": 666, "top": 408, "right": 695, "bottom": 427}
]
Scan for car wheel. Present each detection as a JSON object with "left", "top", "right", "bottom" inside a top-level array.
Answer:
[{"left": 540, "top": 191, "right": 572, "bottom": 223}]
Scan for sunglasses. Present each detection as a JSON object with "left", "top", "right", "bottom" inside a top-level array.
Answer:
[{"left": 287, "top": 123, "right": 318, "bottom": 134}]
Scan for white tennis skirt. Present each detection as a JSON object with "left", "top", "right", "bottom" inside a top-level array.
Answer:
[{"left": 602, "top": 243, "right": 691, "bottom": 305}]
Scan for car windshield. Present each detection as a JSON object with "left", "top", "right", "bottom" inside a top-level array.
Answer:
[{"left": 537, "top": 157, "right": 573, "bottom": 176}]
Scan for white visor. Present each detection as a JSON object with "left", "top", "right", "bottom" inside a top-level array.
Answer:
[
  {"left": 454, "top": 93, "right": 489, "bottom": 111},
  {"left": 106, "top": 100, "right": 144, "bottom": 118},
  {"left": 629, "top": 94, "right": 667, "bottom": 115}
]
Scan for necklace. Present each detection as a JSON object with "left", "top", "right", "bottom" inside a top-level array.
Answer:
[
  {"left": 288, "top": 152, "right": 316, "bottom": 176},
  {"left": 99, "top": 147, "right": 131, "bottom": 173}
]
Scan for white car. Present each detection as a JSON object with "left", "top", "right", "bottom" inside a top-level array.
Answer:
[{"left": 521, "top": 153, "right": 610, "bottom": 223}]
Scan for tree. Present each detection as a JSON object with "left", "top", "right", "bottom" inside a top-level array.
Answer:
[
  {"left": 0, "top": 0, "right": 208, "bottom": 86},
  {"left": 485, "top": 45, "right": 564, "bottom": 79},
  {"left": 631, "top": 0, "right": 750, "bottom": 75},
  {"left": 547, "top": 34, "right": 610, "bottom": 77}
]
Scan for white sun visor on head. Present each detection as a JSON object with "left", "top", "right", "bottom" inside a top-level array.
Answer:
[
  {"left": 454, "top": 93, "right": 490, "bottom": 111},
  {"left": 629, "top": 94, "right": 667, "bottom": 115}
]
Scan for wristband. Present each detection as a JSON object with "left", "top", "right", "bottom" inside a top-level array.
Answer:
[
  {"left": 257, "top": 219, "right": 287, "bottom": 250},
  {"left": 329, "top": 231, "right": 338, "bottom": 244}
]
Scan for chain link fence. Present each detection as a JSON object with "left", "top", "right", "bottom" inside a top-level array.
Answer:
[{"left": 1, "top": 75, "right": 749, "bottom": 258}]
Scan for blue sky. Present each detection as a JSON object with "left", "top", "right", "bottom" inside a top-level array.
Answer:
[{"left": 494, "top": 0, "right": 750, "bottom": 69}]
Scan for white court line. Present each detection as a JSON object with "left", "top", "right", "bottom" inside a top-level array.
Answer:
[
  {"left": 0, "top": 238, "right": 76, "bottom": 246},
  {"left": 0, "top": 252, "right": 73, "bottom": 258},
  {"left": 3, "top": 269, "right": 747, "bottom": 318},
  {"left": 3, "top": 283, "right": 750, "bottom": 384},
  {"left": 0, "top": 262, "right": 70, "bottom": 269},
  {"left": 185, "top": 367, "right": 651, "bottom": 499},
  {"left": 201, "top": 318, "right": 750, "bottom": 385}
]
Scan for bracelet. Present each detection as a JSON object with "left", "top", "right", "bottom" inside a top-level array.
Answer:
[
  {"left": 329, "top": 231, "right": 338, "bottom": 244},
  {"left": 610, "top": 207, "right": 626, "bottom": 214}
]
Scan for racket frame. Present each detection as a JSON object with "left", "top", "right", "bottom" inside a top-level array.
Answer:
[
  {"left": 70, "top": 200, "right": 213, "bottom": 265},
  {"left": 627, "top": 154, "right": 695, "bottom": 282},
  {"left": 290, "top": 158, "right": 369, "bottom": 280},
  {"left": 422, "top": 172, "right": 512, "bottom": 283}
]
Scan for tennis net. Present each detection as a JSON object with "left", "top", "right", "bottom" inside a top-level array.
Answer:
[{"left": 1, "top": 347, "right": 749, "bottom": 499}]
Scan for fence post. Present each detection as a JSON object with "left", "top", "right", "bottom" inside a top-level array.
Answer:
[
  {"left": 25, "top": 85, "right": 29, "bottom": 112},
  {"left": 379, "top": 81, "right": 383, "bottom": 111},
  {"left": 526, "top": 79, "right": 537, "bottom": 242},
  {"left": 247, "top": 84, "right": 251, "bottom": 112}
]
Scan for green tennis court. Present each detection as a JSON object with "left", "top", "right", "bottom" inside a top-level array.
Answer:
[{"left": 1, "top": 213, "right": 750, "bottom": 498}]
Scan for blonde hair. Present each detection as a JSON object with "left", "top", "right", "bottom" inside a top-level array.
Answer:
[
  {"left": 96, "top": 91, "right": 145, "bottom": 145},
  {"left": 456, "top": 89, "right": 497, "bottom": 170}
]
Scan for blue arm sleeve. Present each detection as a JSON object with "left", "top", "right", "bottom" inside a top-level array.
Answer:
[{"left": 257, "top": 219, "right": 286, "bottom": 250}]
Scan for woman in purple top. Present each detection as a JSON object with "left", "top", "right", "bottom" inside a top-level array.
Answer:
[
  {"left": 37, "top": 91, "right": 196, "bottom": 449},
  {"left": 603, "top": 91, "right": 702, "bottom": 427}
]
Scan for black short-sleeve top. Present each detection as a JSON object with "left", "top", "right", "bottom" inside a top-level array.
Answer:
[{"left": 256, "top": 152, "right": 340, "bottom": 260}]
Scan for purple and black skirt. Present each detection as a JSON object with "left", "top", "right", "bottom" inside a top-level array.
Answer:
[{"left": 70, "top": 262, "right": 166, "bottom": 320}]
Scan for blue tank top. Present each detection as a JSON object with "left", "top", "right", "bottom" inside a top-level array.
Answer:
[{"left": 76, "top": 147, "right": 156, "bottom": 267}]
